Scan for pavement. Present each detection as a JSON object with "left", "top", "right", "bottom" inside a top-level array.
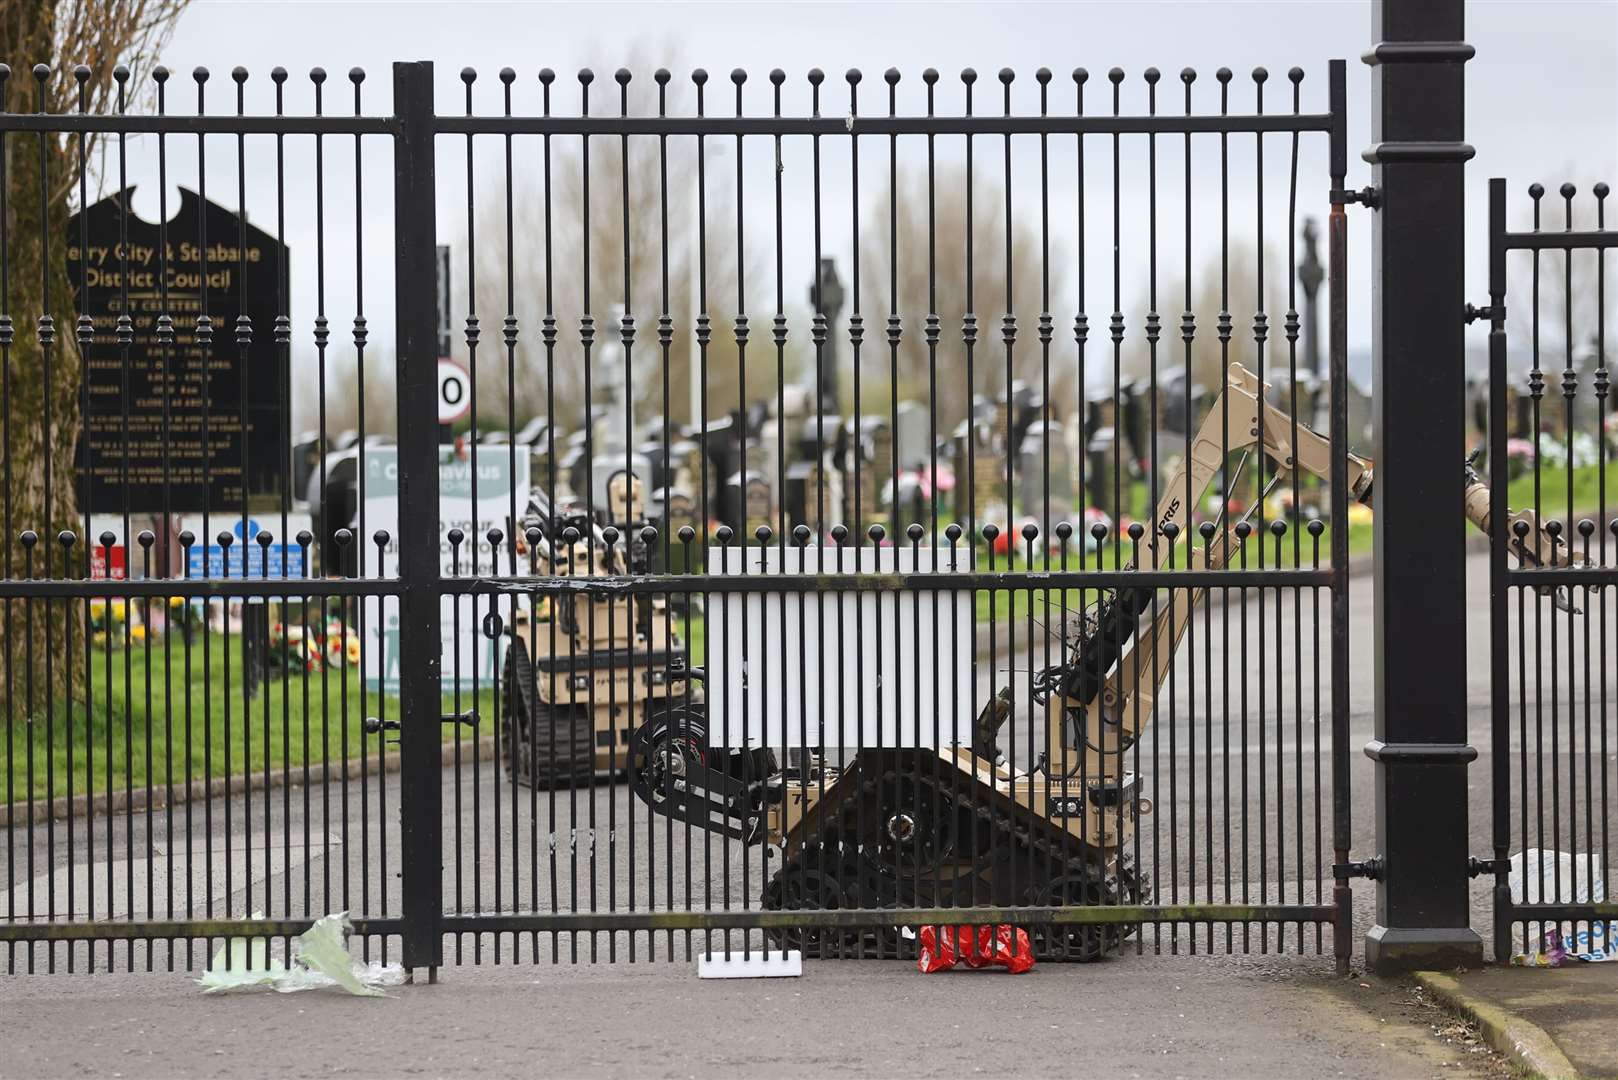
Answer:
[
  {"left": 0, "top": 548, "right": 1606, "bottom": 1078},
  {"left": 2, "top": 953, "right": 1508, "bottom": 1080},
  {"left": 1417, "top": 963, "right": 1618, "bottom": 1080}
]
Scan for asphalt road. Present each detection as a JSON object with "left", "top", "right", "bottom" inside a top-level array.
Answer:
[{"left": 3, "top": 548, "right": 1600, "bottom": 1077}]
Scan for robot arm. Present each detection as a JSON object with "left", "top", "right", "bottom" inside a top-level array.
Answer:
[
  {"left": 1147, "top": 361, "right": 1372, "bottom": 545},
  {"left": 1462, "top": 450, "right": 1583, "bottom": 612},
  {"left": 1462, "top": 452, "right": 1578, "bottom": 570},
  {"left": 1047, "top": 363, "right": 1372, "bottom": 781},
  {"left": 1054, "top": 364, "right": 1370, "bottom": 708}
]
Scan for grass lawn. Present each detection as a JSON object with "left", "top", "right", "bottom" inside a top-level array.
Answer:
[
  {"left": 4, "top": 607, "right": 714, "bottom": 803},
  {"left": 1505, "top": 461, "right": 1618, "bottom": 529},
  {"left": 10, "top": 462, "right": 1605, "bottom": 804},
  {"left": 966, "top": 516, "right": 1371, "bottom": 626},
  {"left": 962, "top": 461, "right": 1616, "bottom": 627},
  {"left": 4, "top": 632, "right": 496, "bottom": 803}
]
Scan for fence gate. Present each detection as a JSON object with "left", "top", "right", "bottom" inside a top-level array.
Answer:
[
  {"left": 1482, "top": 176, "right": 1618, "bottom": 961},
  {"left": 1, "top": 58, "right": 1361, "bottom": 975}
]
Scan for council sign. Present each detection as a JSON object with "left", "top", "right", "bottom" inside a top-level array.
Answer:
[{"left": 65, "top": 187, "right": 290, "bottom": 513}]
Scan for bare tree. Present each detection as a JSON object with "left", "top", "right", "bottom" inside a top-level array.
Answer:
[
  {"left": 1125, "top": 240, "right": 1283, "bottom": 393},
  {"left": 458, "top": 65, "right": 777, "bottom": 448},
  {"left": 2, "top": 0, "right": 190, "bottom": 709},
  {"left": 858, "top": 167, "right": 1066, "bottom": 433},
  {"left": 300, "top": 344, "right": 397, "bottom": 440},
  {"left": 1503, "top": 180, "right": 1617, "bottom": 390}
]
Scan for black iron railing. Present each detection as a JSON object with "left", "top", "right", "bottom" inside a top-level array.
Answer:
[
  {"left": 1484, "top": 176, "right": 1618, "bottom": 963},
  {"left": 0, "top": 58, "right": 1355, "bottom": 975}
]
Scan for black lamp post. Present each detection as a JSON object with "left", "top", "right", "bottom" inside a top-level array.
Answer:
[
  {"left": 809, "top": 256, "right": 845, "bottom": 410},
  {"left": 1298, "top": 218, "right": 1326, "bottom": 433},
  {"left": 1298, "top": 218, "right": 1324, "bottom": 381}
]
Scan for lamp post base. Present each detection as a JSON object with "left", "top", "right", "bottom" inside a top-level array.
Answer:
[{"left": 1364, "top": 924, "right": 1483, "bottom": 973}]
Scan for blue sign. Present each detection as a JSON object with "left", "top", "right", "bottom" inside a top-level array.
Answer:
[{"left": 184, "top": 517, "right": 310, "bottom": 579}]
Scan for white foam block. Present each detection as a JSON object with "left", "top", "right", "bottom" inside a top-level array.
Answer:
[{"left": 696, "top": 949, "right": 803, "bottom": 979}]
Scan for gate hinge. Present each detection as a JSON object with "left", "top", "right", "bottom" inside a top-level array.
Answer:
[
  {"left": 1464, "top": 302, "right": 1499, "bottom": 325},
  {"left": 1335, "top": 857, "right": 1383, "bottom": 880},
  {"left": 1468, "top": 856, "right": 1503, "bottom": 877},
  {"left": 1330, "top": 185, "right": 1380, "bottom": 209},
  {"left": 442, "top": 710, "right": 479, "bottom": 728}
]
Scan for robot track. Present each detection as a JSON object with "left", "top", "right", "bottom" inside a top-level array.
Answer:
[{"left": 762, "top": 751, "right": 1144, "bottom": 962}]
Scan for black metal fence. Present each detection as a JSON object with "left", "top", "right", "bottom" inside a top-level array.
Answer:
[
  {"left": 1, "top": 58, "right": 1358, "bottom": 974},
  {"left": 1484, "top": 176, "right": 1618, "bottom": 962}
]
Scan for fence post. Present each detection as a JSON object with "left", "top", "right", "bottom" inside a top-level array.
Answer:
[
  {"left": 1362, "top": 0, "right": 1483, "bottom": 971},
  {"left": 392, "top": 59, "right": 444, "bottom": 976}
]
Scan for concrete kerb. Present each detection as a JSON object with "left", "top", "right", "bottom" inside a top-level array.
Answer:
[
  {"left": 1414, "top": 970, "right": 1580, "bottom": 1080},
  {"left": 0, "top": 735, "right": 498, "bottom": 829}
]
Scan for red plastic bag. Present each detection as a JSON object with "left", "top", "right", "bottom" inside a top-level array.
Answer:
[{"left": 917, "top": 924, "right": 1035, "bottom": 974}]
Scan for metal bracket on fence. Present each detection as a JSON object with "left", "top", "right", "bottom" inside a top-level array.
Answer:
[
  {"left": 1463, "top": 302, "right": 1498, "bottom": 324},
  {"left": 1336, "top": 857, "right": 1384, "bottom": 880},
  {"left": 1330, "top": 184, "right": 1380, "bottom": 209},
  {"left": 1468, "top": 857, "right": 1502, "bottom": 878},
  {"left": 363, "top": 712, "right": 475, "bottom": 735}
]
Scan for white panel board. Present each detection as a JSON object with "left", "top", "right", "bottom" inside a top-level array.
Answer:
[{"left": 704, "top": 545, "right": 975, "bottom": 750}]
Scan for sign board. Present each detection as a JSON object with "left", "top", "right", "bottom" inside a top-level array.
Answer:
[
  {"left": 181, "top": 512, "right": 313, "bottom": 580},
  {"left": 65, "top": 187, "right": 290, "bottom": 512},
  {"left": 87, "top": 513, "right": 128, "bottom": 580},
  {"left": 437, "top": 358, "right": 471, "bottom": 425},
  {"left": 704, "top": 545, "right": 975, "bottom": 750},
  {"left": 362, "top": 446, "right": 529, "bottom": 695}
]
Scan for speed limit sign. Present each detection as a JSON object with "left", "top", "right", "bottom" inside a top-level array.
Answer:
[{"left": 437, "top": 358, "right": 471, "bottom": 425}]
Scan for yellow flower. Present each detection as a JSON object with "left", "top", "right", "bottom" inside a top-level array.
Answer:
[
  {"left": 169, "top": 595, "right": 185, "bottom": 608},
  {"left": 130, "top": 625, "right": 147, "bottom": 642}
]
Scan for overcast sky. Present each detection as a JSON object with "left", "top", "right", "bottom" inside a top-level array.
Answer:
[{"left": 119, "top": 0, "right": 1618, "bottom": 425}]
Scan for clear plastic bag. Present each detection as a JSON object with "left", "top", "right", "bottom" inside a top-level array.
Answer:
[
  {"left": 199, "top": 912, "right": 405, "bottom": 995},
  {"left": 1507, "top": 849, "right": 1615, "bottom": 963}
]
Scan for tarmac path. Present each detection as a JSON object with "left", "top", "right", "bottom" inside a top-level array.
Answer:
[{"left": 3, "top": 549, "right": 1592, "bottom": 1077}]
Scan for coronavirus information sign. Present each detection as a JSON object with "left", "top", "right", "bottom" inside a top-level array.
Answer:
[{"left": 362, "top": 445, "right": 528, "bottom": 696}]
